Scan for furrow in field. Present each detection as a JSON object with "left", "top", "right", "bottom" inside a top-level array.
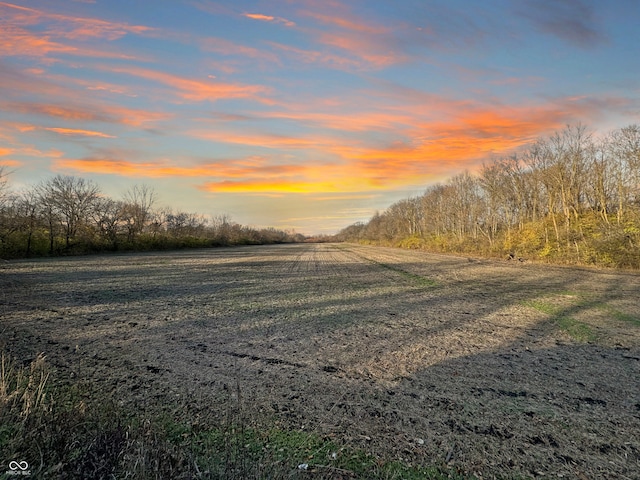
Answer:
[{"left": 1, "top": 243, "right": 639, "bottom": 479}]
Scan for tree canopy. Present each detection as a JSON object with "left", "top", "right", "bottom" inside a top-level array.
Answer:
[{"left": 337, "top": 124, "right": 640, "bottom": 269}]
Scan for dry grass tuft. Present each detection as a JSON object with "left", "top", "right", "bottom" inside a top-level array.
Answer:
[{"left": 1, "top": 352, "right": 50, "bottom": 420}]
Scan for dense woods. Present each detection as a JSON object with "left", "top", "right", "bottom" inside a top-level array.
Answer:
[
  {"left": 337, "top": 124, "right": 640, "bottom": 269},
  {"left": 0, "top": 173, "right": 304, "bottom": 258}
]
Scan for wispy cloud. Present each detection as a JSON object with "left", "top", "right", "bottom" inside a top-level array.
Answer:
[
  {"left": 43, "top": 89, "right": 638, "bottom": 196},
  {"left": 301, "top": 10, "right": 386, "bottom": 35},
  {"left": 296, "top": 4, "right": 407, "bottom": 69},
  {"left": 5, "top": 122, "right": 114, "bottom": 138},
  {"left": 54, "top": 157, "right": 198, "bottom": 177},
  {"left": 200, "top": 37, "right": 278, "bottom": 63},
  {"left": 0, "top": 1, "right": 153, "bottom": 60},
  {"left": 1, "top": 0, "right": 635, "bottom": 233},
  {"left": 44, "top": 127, "right": 116, "bottom": 138},
  {"left": 188, "top": 129, "right": 335, "bottom": 151},
  {"left": 198, "top": 179, "right": 342, "bottom": 194},
  {"left": 5, "top": 102, "right": 171, "bottom": 127},
  {"left": 516, "top": 0, "right": 607, "bottom": 48},
  {"left": 328, "top": 95, "right": 626, "bottom": 187},
  {"left": 54, "top": 156, "right": 313, "bottom": 181},
  {"left": 0, "top": 158, "right": 21, "bottom": 167},
  {"left": 258, "top": 108, "right": 414, "bottom": 133},
  {"left": 84, "top": 83, "right": 138, "bottom": 98},
  {"left": 0, "top": 1, "right": 154, "bottom": 40},
  {"left": 242, "top": 12, "right": 295, "bottom": 27},
  {"left": 0, "top": 125, "right": 65, "bottom": 164},
  {"left": 266, "top": 41, "right": 364, "bottom": 70},
  {"left": 100, "top": 65, "right": 272, "bottom": 103}
]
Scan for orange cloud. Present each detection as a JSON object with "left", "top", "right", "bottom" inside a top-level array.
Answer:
[
  {"left": 0, "top": 2, "right": 153, "bottom": 61},
  {"left": 0, "top": 158, "right": 21, "bottom": 167},
  {"left": 189, "top": 129, "right": 335, "bottom": 150},
  {"left": 53, "top": 155, "right": 366, "bottom": 194},
  {"left": 0, "top": 132, "right": 64, "bottom": 161},
  {"left": 298, "top": 7, "right": 405, "bottom": 69},
  {"left": 0, "top": 25, "right": 140, "bottom": 60},
  {"left": 54, "top": 158, "right": 195, "bottom": 177},
  {"left": 6, "top": 102, "right": 171, "bottom": 127},
  {"left": 199, "top": 179, "right": 343, "bottom": 194},
  {"left": 101, "top": 106, "right": 172, "bottom": 127},
  {"left": 44, "top": 127, "right": 116, "bottom": 138},
  {"left": 54, "top": 156, "right": 311, "bottom": 180},
  {"left": 0, "top": 25, "right": 79, "bottom": 58},
  {"left": 190, "top": 90, "right": 624, "bottom": 192},
  {"left": 100, "top": 65, "right": 271, "bottom": 103},
  {"left": 323, "top": 103, "right": 582, "bottom": 186},
  {"left": 258, "top": 107, "right": 415, "bottom": 133}
]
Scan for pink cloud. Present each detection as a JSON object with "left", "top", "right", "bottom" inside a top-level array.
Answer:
[
  {"left": 295, "top": 5, "right": 406, "bottom": 69},
  {"left": 242, "top": 12, "right": 295, "bottom": 27},
  {"left": 200, "top": 37, "right": 277, "bottom": 62},
  {"left": 0, "top": 1, "right": 154, "bottom": 41},
  {"left": 300, "top": 10, "right": 387, "bottom": 35}
]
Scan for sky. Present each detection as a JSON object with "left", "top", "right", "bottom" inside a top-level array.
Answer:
[{"left": 1, "top": 0, "right": 639, "bottom": 235}]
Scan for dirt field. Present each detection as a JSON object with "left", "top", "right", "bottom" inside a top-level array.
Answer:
[{"left": 1, "top": 243, "right": 639, "bottom": 478}]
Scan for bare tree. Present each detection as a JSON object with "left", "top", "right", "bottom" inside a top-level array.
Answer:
[
  {"left": 211, "top": 214, "right": 233, "bottom": 244},
  {"left": 93, "top": 198, "right": 126, "bottom": 249},
  {"left": 583, "top": 137, "right": 615, "bottom": 223},
  {"left": 38, "top": 175, "right": 100, "bottom": 250},
  {"left": 122, "top": 184, "right": 157, "bottom": 242},
  {"left": 15, "top": 189, "right": 40, "bottom": 257},
  {"left": 609, "top": 125, "right": 640, "bottom": 221},
  {"left": 0, "top": 166, "right": 9, "bottom": 209}
]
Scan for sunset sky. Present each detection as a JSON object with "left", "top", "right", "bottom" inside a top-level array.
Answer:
[{"left": 1, "top": 1, "right": 639, "bottom": 234}]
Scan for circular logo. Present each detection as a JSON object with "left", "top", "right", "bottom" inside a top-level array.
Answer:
[{"left": 9, "top": 461, "right": 29, "bottom": 471}]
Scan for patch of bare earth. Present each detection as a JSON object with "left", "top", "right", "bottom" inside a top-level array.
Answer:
[{"left": 1, "top": 244, "right": 639, "bottom": 478}]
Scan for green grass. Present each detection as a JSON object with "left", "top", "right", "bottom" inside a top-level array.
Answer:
[
  {"left": 522, "top": 299, "right": 596, "bottom": 342},
  {"left": 184, "top": 426, "right": 464, "bottom": 479},
  {"left": 553, "top": 316, "right": 597, "bottom": 342},
  {"left": 523, "top": 291, "right": 640, "bottom": 342},
  {"left": 594, "top": 303, "right": 640, "bottom": 326},
  {"left": 522, "top": 300, "right": 559, "bottom": 316}
]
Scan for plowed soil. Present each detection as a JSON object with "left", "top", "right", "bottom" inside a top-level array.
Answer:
[{"left": 1, "top": 243, "right": 639, "bottom": 478}]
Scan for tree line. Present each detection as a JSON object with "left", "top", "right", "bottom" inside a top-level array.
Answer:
[
  {"left": 336, "top": 124, "right": 640, "bottom": 269},
  {"left": 0, "top": 173, "right": 305, "bottom": 258}
]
